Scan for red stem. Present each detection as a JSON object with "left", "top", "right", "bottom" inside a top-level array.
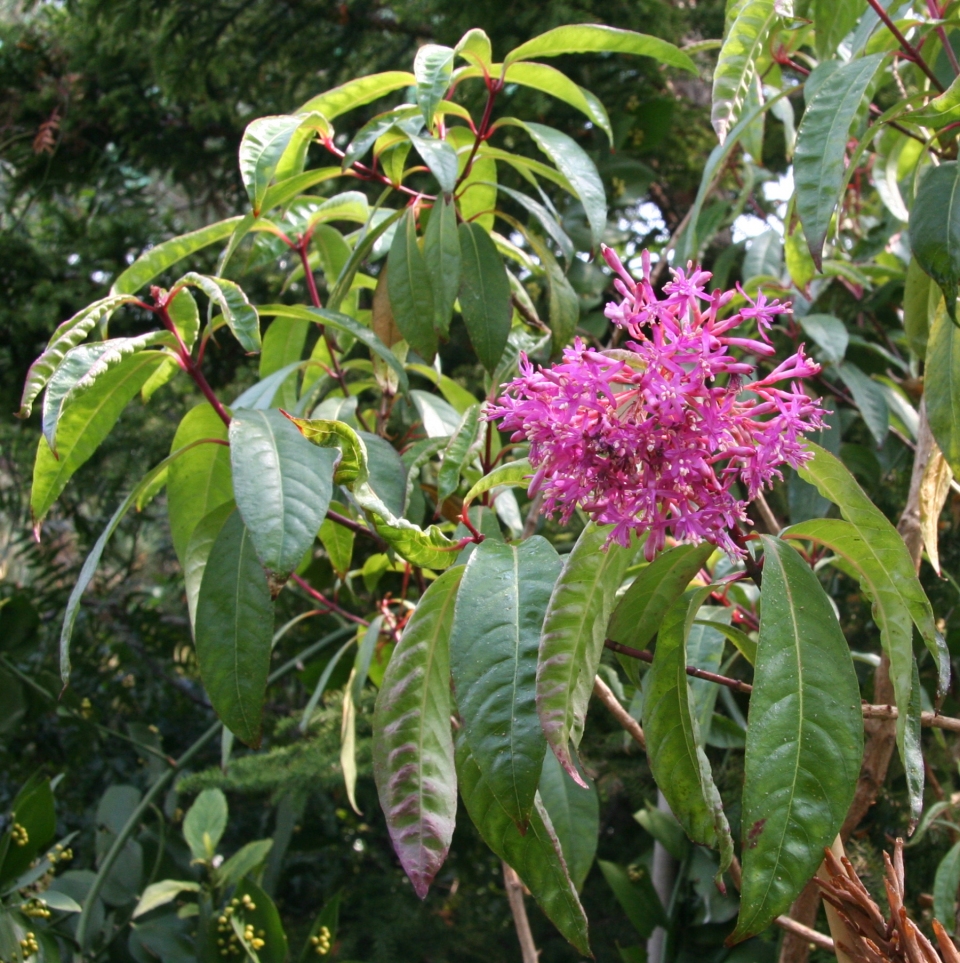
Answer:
[
  {"left": 864, "top": 0, "right": 946, "bottom": 91},
  {"left": 291, "top": 573, "right": 369, "bottom": 626},
  {"left": 604, "top": 639, "right": 755, "bottom": 694},
  {"left": 455, "top": 79, "right": 503, "bottom": 192},
  {"left": 927, "top": 0, "right": 960, "bottom": 76},
  {"left": 326, "top": 508, "right": 385, "bottom": 547}
]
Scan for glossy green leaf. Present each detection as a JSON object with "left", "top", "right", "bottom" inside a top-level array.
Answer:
[
  {"left": 537, "top": 523, "right": 635, "bottom": 783},
  {"left": 132, "top": 880, "right": 200, "bottom": 919},
  {"left": 387, "top": 209, "right": 437, "bottom": 362},
  {"left": 195, "top": 510, "right": 274, "bottom": 747},
  {"left": 608, "top": 542, "right": 714, "bottom": 649},
  {"left": 184, "top": 500, "right": 236, "bottom": 633},
  {"left": 423, "top": 193, "right": 461, "bottom": 336},
  {"left": 183, "top": 789, "right": 228, "bottom": 861},
  {"left": 167, "top": 403, "right": 233, "bottom": 566},
  {"left": 454, "top": 28, "right": 493, "bottom": 69},
  {"left": 60, "top": 440, "right": 223, "bottom": 683},
  {"left": 414, "top": 45, "right": 455, "bottom": 127},
  {"left": 259, "top": 317, "right": 308, "bottom": 410},
  {"left": 177, "top": 273, "right": 260, "bottom": 353},
  {"left": 0, "top": 777, "right": 56, "bottom": 886},
  {"left": 455, "top": 738, "right": 590, "bottom": 956},
  {"left": 216, "top": 839, "right": 273, "bottom": 889},
  {"left": 298, "top": 71, "right": 416, "bottom": 117},
  {"left": 814, "top": 0, "right": 867, "bottom": 59},
  {"left": 233, "top": 878, "right": 287, "bottom": 963},
  {"left": 731, "top": 536, "right": 863, "bottom": 942},
  {"left": 504, "top": 23, "right": 695, "bottom": 73},
  {"left": 319, "top": 513, "right": 355, "bottom": 579},
  {"left": 260, "top": 167, "right": 344, "bottom": 215},
  {"left": 794, "top": 55, "right": 885, "bottom": 268},
  {"left": 343, "top": 107, "right": 420, "bottom": 168},
  {"left": 462, "top": 458, "right": 531, "bottom": 510},
  {"left": 798, "top": 313, "right": 848, "bottom": 364},
  {"left": 911, "top": 161, "right": 960, "bottom": 320},
  {"left": 904, "top": 257, "right": 933, "bottom": 359},
  {"left": 903, "top": 73, "right": 960, "bottom": 127},
  {"left": 934, "top": 841, "right": 960, "bottom": 933},
  {"left": 835, "top": 362, "right": 889, "bottom": 446},
  {"left": 687, "top": 607, "right": 732, "bottom": 734},
  {"left": 784, "top": 513, "right": 925, "bottom": 818},
  {"left": 519, "top": 121, "right": 606, "bottom": 247},
  {"left": 31, "top": 351, "right": 167, "bottom": 526},
  {"left": 259, "top": 303, "right": 409, "bottom": 392},
  {"left": 644, "top": 589, "right": 734, "bottom": 872},
  {"left": 450, "top": 537, "right": 561, "bottom": 827},
  {"left": 796, "top": 442, "right": 949, "bottom": 700},
  {"left": 495, "top": 183, "right": 574, "bottom": 262},
  {"left": 437, "top": 405, "right": 481, "bottom": 504},
  {"left": 373, "top": 566, "right": 463, "bottom": 898},
  {"left": 538, "top": 750, "right": 599, "bottom": 892},
  {"left": 111, "top": 217, "right": 243, "bottom": 295},
  {"left": 449, "top": 127, "right": 496, "bottom": 231},
  {"left": 240, "top": 114, "right": 326, "bottom": 215},
  {"left": 743, "top": 228, "right": 781, "bottom": 282},
  {"left": 711, "top": 0, "right": 778, "bottom": 143},
  {"left": 458, "top": 221, "right": 512, "bottom": 371},
  {"left": 18, "top": 294, "right": 138, "bottom": 419},
  {"left": 598, "top": 860, "right": 666, "bottom": 940},
  {"left": 408, "top": 134, "right": 459, "bottom": 193},
  {"left": 927, "top": 304, "right": 960, "bottom": 476},
  {"left": 229, "top": 409, "right": 337, "bottom": 586},
  {"left": 284, "top": 414, "right": 369, "bottom": 487}
]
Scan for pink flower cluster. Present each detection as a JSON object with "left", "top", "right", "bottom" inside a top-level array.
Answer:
[{"left": 487, "top": 247, "right": 825, "bottom": 558}]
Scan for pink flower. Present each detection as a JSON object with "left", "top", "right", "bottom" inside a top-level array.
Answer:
[{"left": 487, "top": 247, "right": 824, "bottom": 558}]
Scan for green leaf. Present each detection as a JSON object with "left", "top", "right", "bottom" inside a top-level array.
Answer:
[
  {"left": 814, "top": 0, "right": 867, "bottom": 59},
  {"left": 538, "top": 750, "right": 599, "bottom": 892},
  {"left": 835, "top": 362, "right": 889, "bottom": 446},
  {"left": 449, "top": 126, "right": 496, "bottom": 232},
  {"left": 353, "top": 482, "right": 458, "bottom": 569},
  {"left": 644, "top": 589, "right": 734, "bottom": 872},
  {"left": 711, "top": 0, "right": 778, "bottom": 143},
  {"left": 373, "top": 566, "right": 463, "bottom": 898},
  {"left": 233, "top": 878, "right": 287, "bottom": 963},
  {"left": 239, "top": 114, "right": 327, "bottom": 215},
  {"left": 731, "top": 536, "right": 863, "bottom": 942},
  {"left": 408, "top": 134, "right": 460, "bottom": 193},
  {"left": 183, "top": 789, "right": 228, "bottom": 862},
  {"left": 217, "top": 839, "right": 273, "bottom": 889},
  {"left": 111, "top": 217, "right": 244, "bottom": 295},
  {"left": 504, "top": 23, "right": 696, "bottom": 73},
  {"left": 258, "top": 303, "right": 409, "bottom": 392},
  {"left": 927, "top": 303, "right": 960, "bottom": 476},
  {"left": 132, "top": 880, "right": 200, "bottom": 919},
  {"left": 518, "top": 121, "right": 606, "bottom": 248},
  {"left": 43, "top": 333, "right": 173, "bottom": 451},
  {"left": 18, "top": 294, "right": 138, "bottom": 419},
  {"left": 299, "top": 635, "right": 357, "bottom": 733},
  {"left": 352, "top": 616, "right": 383, "bottom": 705},
  {"left": 455, "top": 28, "right": 493, "bottom": 69},
  {"left": 0, "top": 778, "right": 55, "bottom": 886},
  {"left": 185, "top": 501, "right": 236, "bottom": 633},
  {"left": 598, "top": 860, "right": 666, "bottom": 940},
  {"left": 904, "top": 257, "right": 933, "bottom": 359},
  {"left": 31, "top": 351, "right": 167, "bottom": 527},
  {"left": 455, "top": 738, "right": 590, "bottom": 956},
  {"left": 934, "top": 841, "right": 960, "bottom": 933},
  {"left": 450, "top": 537, "right": 561, "bottom": 827},
  {"left": 537, "top": 523, "right": 635, "bottom": 783},
  {"left": 260, "top": 167, "right": 344, "bottom": 215},
  {"left": 902, "top": 73, "right": 960, "bottom": 127},
  {"left": 177, "top": 273, "right": 261, "bottom": 353},
  {"left": 414, "top": 45, "right": 455, "bottom": 127},
  {"left": 423, "top": 193, "right": 461, "bottom": 336},
  {"left": 167, "top": 403, "right": 233, "bottom": 566},
  {"left": 608, "top": 543, "right": 714, "bottom": 649},
  {"left": 412, "top": 388, "right": 462, "bottom": 437},
  {"left": 299, "top": 71, "right": 417, "bottom": 118},
  {"left": 387, "top": 208, "right": 437, "bottom": 362},
  {"left": 59, "top": 441, "right": 222, "bottom": 683},
  {"left": 696, "top": 618, "right": 757, "bottom": 666},
  {"left": 911, "top": 161, "right": 960, "bottom": 319},
  {"left": 495, "top": 183, "right": 574, "bottom": 262},
  {"left": 462, "top": 458, "right": 531, "bottom": 509},
  {"left": 229, "top": 409, "right": 337, "bottom": 586},
  {"left": 342, "top": 107, "right": 420, "bottom": 169},
  {"left": 795, "top": 55, "right": 885, "bottom": 268},
  {"left": 319, "top": 513, "right": 355, "bottom": 579},
  {"left": 259, "top": 318, "right": 308, "bottom": 410},
  {"left": 743, "top": 228, "right": 782, "bottom": 282},
  {"left": 798, "top": 314, "right": 848, "bottom": 364},
  {"left": 284, "top": 414, "right": 369, "bottom": 486},
  {"left": 796, "top": 441, "right": 949, "bottom": 699},
  {"left": 783, "top": 516, "right": 923, "bottom": 817},
  {"left": 437, "top": 405, "right": 481, "bottom": 504},
  {"left": 195, "top": 510, "right": 274, "bottom": 747},
  {"left": 458, "top": 221, "right": 512, "bottom": 371}
]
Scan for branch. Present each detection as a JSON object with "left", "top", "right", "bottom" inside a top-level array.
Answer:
[
  {"left": 503, "top": 862, "right": 539, "bottom": 963},
  {"left": 593, "top": 675, "right": 645, "bottom": 748}
]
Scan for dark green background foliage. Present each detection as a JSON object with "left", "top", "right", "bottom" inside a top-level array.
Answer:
[{"left": 4, "top": 0, "right": 960, "bottom": 961}]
